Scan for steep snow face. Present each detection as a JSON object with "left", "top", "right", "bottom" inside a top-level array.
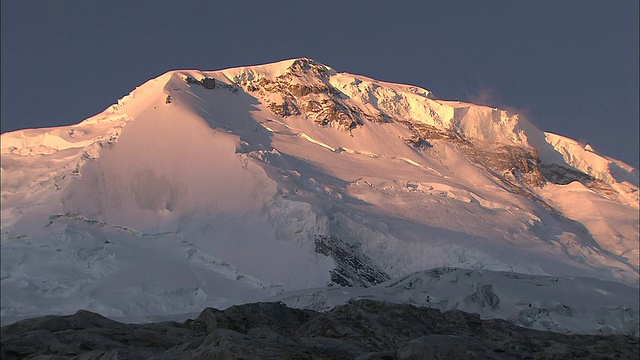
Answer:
[
  {"left": 329, "top": 73, "right": 530, "bottom": 146},
  {"left": 542, "top": 132, "right": 639, "bottom": 186},
  {"left": 1, "top": 69, "right": 335, "bottom": 322},
  {"left": 1, "top": 58, "right": 638, "bottom": 325}
]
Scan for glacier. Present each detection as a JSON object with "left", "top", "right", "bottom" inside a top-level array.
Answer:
[{"left": 1, "top": 58, "right": 637, "bottom": 334}]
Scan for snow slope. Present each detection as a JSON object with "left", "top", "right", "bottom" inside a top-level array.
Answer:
[
  {"left": 269, "top": 267, "right": 639, "bottom": 336},
  {"left": 1, "top": 58, "right": 638, "bottom": 330}
]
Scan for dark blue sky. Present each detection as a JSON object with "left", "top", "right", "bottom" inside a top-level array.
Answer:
[{"left": 2, "top": 0, "right": 638, "bottom": 166}]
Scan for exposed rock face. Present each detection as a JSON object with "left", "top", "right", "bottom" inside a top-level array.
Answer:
[
  {"left": 236, "top": 58, "right": 364, "bottom": 129},
  {"left": 2, "top": 300, "right": 637, "bottom": 359},
  {"left": 540, "top": 163, "right": 620, "bottom": 200},
  {"left": 540, "top": 163, "right": 597, "bottom": 186},
  {"left": 185, "top": 75, "right": 217, "bottom": 90},
  {"left": 314, "top": 235, "right": 390, "bottom": 287}
]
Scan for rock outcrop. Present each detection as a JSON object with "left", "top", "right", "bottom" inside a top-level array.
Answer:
[{"left": 2, "top": 300, "right": 637, "bottom": 359}]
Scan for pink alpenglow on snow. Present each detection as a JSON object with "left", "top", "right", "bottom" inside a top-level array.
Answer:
[{"left": 1, "top": 59, "right": 637, "bottom": 334}]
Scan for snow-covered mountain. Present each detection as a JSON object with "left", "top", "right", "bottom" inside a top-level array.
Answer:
[{"left": 1, "top": 58, "right": 638, "bottom": 330}]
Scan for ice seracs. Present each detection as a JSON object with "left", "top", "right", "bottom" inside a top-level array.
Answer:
[
  {"left": 1, "top": 58, "right": 637, "bottom": 333},
  {"left": 269, "top": 267, "right": 640, "bottom": 336}
]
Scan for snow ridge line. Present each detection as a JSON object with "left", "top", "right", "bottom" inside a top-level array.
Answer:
[
  {"left": 187, "top": 249, "right": 283, "bottom": 292},
  {"left": 47, "top": 214, "right": 176, "bottom": 238}
]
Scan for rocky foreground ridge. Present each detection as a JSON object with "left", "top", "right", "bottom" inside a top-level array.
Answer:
[{"left": 2, "top": 300, "right": 638, "bottom": 359}]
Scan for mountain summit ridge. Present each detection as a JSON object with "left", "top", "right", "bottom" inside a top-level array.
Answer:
[
  {"left": 8, "top": 57, "right": 635, "bottom": 186},
  {"left": 1, "top": 58, "right": 638, "bottom": 326}
]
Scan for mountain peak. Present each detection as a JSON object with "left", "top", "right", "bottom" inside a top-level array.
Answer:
[
  {"left": 1, "top": 59, "right": 637, "bottom": 326},
  {"left": 287, "top": 57, "right": 333, "bottom": 72}
]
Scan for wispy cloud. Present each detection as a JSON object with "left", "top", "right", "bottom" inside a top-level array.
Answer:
[
  {"left": 465, "top": 86, "right": 499, "bottom": 108},
  {"left": 465, "top": 86, "right": 533, "bottom": 119}
]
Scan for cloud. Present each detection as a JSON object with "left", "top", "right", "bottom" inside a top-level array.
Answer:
[
  {"left": 465, "top": 86, "right": 533, "bottom": 120},
  {"left": 465, "top": 86, "right": 500, "bottom": 108}
]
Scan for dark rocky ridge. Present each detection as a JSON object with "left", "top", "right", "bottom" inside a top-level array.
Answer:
[{"left": 2, "top": 300, "right": 637, "bottom": 359}]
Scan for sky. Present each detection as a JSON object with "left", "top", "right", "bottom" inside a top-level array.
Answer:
[{"left": 2, "top": 0, "right": 638, "bottom": 166}]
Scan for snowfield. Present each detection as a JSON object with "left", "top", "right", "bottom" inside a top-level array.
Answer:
[
  {"left": 1, "top": 58, "right": 637, "bottom": 334},
  {"left": 269, "top": 267, "right": 639, "bottom": 336}
]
